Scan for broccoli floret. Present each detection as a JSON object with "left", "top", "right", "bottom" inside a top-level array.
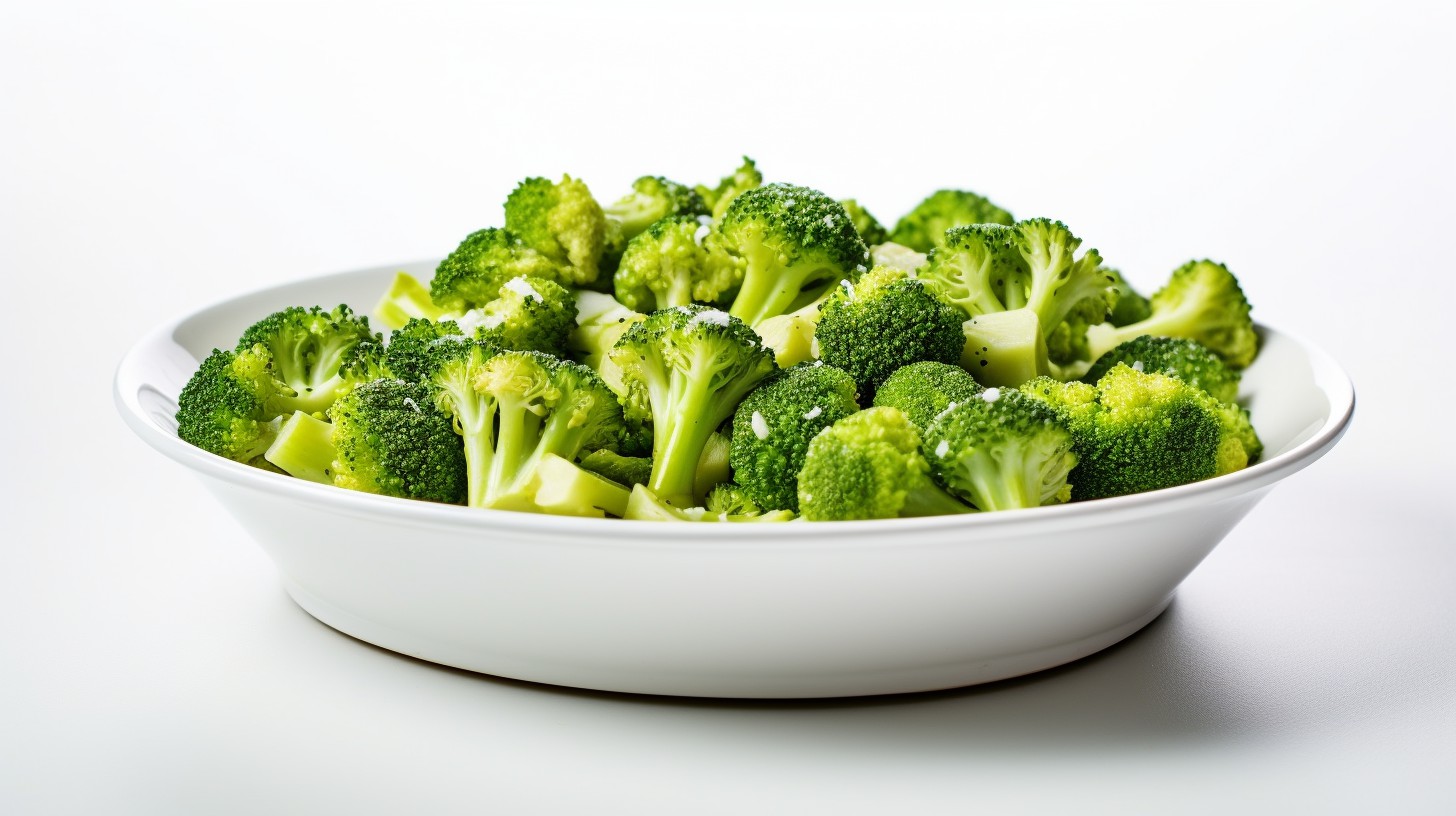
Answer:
[
  {"left": 888, "top": 189, "right": 1015, "bottom": 253},
  {"left": 613, "top": 215, "right": 739, "bottom": 312},
  {"left": 430, "top": 227, "right": 562, "bottom": 314},
  {"left": 922, "top": 388, "right": 1077, "bottom": 511},
  {"left": 839, "top": 198, "right": 889, "bottom": 245},
  {"left": 623, "top": 484, "right": 795, "bottom": 522},
  {"left": 578, "top": 449, "right": 652, "bottom": 487},
  {"left": 729, "top": 362, "right": 861, "bottom": 512},
  {"left": 695, "top": 156, "right": 763, "bottom": 220},
  {"left": 871, "top": 361, "right": 984, "bottom": 429},
  {"left": 814, "top": 266, "right": 966, "bottom": 397},
  {"left": 1020, "top": 363, "right": 1260, "bottom": 500},
  {"left": 503, "top": 175, "right": 607, "bottom": 284},
  {"left": 609, "top": 304, "right": 777, "bottom": 506},
  {"left": 455, "top": 275, "right": 577, "bottom": 355},
  {"left": 1103, "top": 267, "right": 1152, "bottom": 327},
  {"left": 603, "top": 176, "right": 710, "bottom": 256},
  {"left": 175, "top": 346, "right": 291, "bottom": 464},
  {"left": 235, "top": 305, "right": 381, "bottom": 416},
  {"left": 797, "top": 407, "right": 973, "bottom": 520},
  {"left": 1013, "top": 218, "right": 1113, "bottom": 356},
  {"left": 375, "top": 317, "right": 465, "bottom": 384},
  {"left": 718, "top": 183, "right": 870, "bottom": 328},
  {"left": 1085, "top": 259, "right": 1258, "bottom": 368},
  {"left": 327, "top": 378, "right": 468, "bottom": 503},
  {"left": 918, "top": 224, "right": 1029, "bottom": 316},
  {"left": 704, "top": 482, "right": 763, "bottom": 517},
  {"left": 374, "top": 271, "right": 453, "bottom": 331},
  {"left": 1083, "top": 335, "right": 1242, "bottom": 404}
]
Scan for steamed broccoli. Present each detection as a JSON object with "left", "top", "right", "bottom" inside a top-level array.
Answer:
[
  {"left": 429, "top": 227, "right": 562, "bottom": 314},
  {"left": 613, "top": 215, "right": 738, "bottom": 312},
  {"left": 704, "top": 482, "right": 764, "bottom": 517},
  {"left": 327, "top": 378, "right": 467, "bottom": 503},
  {"left": 752, "top": 292, "right": 829, "bottom": 368},
  {"left": 888, "top": 189, "right": 1015, "bottom": 252},
  {"left": 922, "top": 387, "right": 1077, "bottom": 511},
  {"left": 871, "top": 361, "right": 984, "bottom": 429},
  {"left": 717, "top": 183, "right": 870, "bottom": 328},
  {"left": 797, "top": 407, "right": 974, "bottom": 520},
  {"left": 603, "top": 176, "right": 710, "bottom": 256},
  {"left": 609, "top": 304, "right": 777, "bottom": 506},
  {"left": 567, "top": 290, "right": 645, "bottom": 396},
  {"left": 455, "top": 275, "right": 577, "bottom": 355},
  {"left": 814, "top": 266, "right": 966, "bottom": 397},
  {"left": 578, "top": 448, "right": 652, "bottom": 487},
  {"left": 839, "top": 198, "right": 889, "bottom": 245},
  {"left": 695, "top": 156, "right": 763, "bottom": 220},
  {"left": 623, "top": 484, "right": 795, "bottom": 522},
  {"left": 503, "top": 175, "right": 608, "bottom": 285},
  {"left": 374, "top": 271, "right": 453, "bottom": 331},
  {"left": 1083, "top": 335, "right": 1241, "bottom": 404},
  {"left": 175, "top": 345, "right": 291, "bottom": 464},
  {"left": 235, "top": 305, "right": 381, "bottom": 416},
  {"left": 1085, "top": 259, "right": 1258, "bottom": 368},
  {"left": 1020, "top": 362, "right": 1260, "bottom": 500},
  {"left": 1103, "top": 267, "right": 1152, "bottom": 327},
  {"left": 729, "top": 362, "right": 861, "bottom": 512}
]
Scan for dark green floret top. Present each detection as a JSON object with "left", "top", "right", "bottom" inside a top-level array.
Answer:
[
  {"left": 719, "top": 183, "right": 869, "bottom": 274},
  {"left": 175, "top": 345, "right": 291, "bottom": 464},
  {"left": 503, "top": 175, "right": 607, "bottom": 284},
  {"left": 872, "top": 361, "right": 985, "bottom": 429},
  {"left": 328, "top": 378, "right": 468, "bottom": 504},
  {"left": 1083, "top": 335, "right": 1241, "bottom": 404},
  {"left": 889, "top": 189, "right": 1015, "bottom": 253},
  {"left": 430, "top": 227, "right": 562, "bottom": 314}
]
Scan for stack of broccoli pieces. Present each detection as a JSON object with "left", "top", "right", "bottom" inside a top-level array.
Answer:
[{"left": 176, "top": 158, "right": 1265, "bottom": 521}]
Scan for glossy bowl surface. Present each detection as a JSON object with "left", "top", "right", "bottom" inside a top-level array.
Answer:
[{"left": 115, "top": 261, "right": 1355, "bottom": 698}]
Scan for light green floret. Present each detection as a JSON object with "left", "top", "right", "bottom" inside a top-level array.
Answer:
[
  {"left": 609, "top": 304, "right": 777, "bottom": 507},
  {"left": 235, "top": 304, "right": 381, "bottom": 416},
  {"left": 839, "top": 198, "right": 889, "bottom": 246},
  {"left": 429, "top": 227, "right": 563, "bottom": 315},
  {"left": 457, "top": 275, "right": 578, "bottom": 356},
  {"left": 376, "top": 318, "right": 466, "bottom": 384},
  {"left": 1083, "top": 335, "right": 1242, "bottom": 405},
  {"left": 1103, "top": 267, "right": 1152, "bottom": 327},
  {"left": 327, "top": 378, "right": 468, "bottom": 504},
  {"left": 175, "top": 345, "right": 292, "bottom": 464},
  {"left": 729, "top": 362, "right": 861, "bottom": 512},
  {"left": 623, "top": 484, "right": 795, "bottom": 522},
  {"left": 603, "top": 176, "right": 709, "bottom": 258},
  {"left": 503, "top": 175, "right": 607, "bottom": 284},
  {"left": 797, "top": 407, "right": 974, "bottom": 521},
  {"left": 695, "top": 156, "right": 763, "bottom": 220},
  {"left": 814, "top": 266, "right": 966, "bottom": 397},
  {"left": 888, "top": 189, "right": 1015, "bottom": 253},
  {"left": 613, "top": 215, "right": 739, "bottom": 312},
  {"left": 922, "top": 388, "right": 1077, "bottom": 512},
  {"left": 704, "top": 483, "right": 764, "bottom": 517},
  {"left": 717, "top": 183, "right": 870, "bottom": 328},
  {"left": 1085, "top": 259, "right": 1258, "bottom": 368},
  {"left": 871, "top": 361, "right": 984, "bottom": 430}
]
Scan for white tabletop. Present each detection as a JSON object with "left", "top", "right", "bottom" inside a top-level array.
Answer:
[{"left": 4, "top": 2, "right": 1453, "bottom": 813}]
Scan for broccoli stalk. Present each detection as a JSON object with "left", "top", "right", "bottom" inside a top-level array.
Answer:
[
  {"left": 262, "top": 410, "right": 338, "bottom": 484},
  {"left": 1084, "top": 259, "right": 1258, "bottom": 368},
  {"left": 609, "top": 304, "right": 777, "bottom": 507},
  {"left": 623, "top": 484, "right": 795, "bottom": 522},
  {"left": 487, "top": 453, "right": 632, "bottom": 518}
]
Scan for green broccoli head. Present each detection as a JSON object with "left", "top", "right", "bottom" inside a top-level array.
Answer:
[
  {"left": 328, "top": 378, "right": 467, "bottom": 504},
  {"left": 888, "top": 189, "right": 1015, "bottom": 253},
  {"left": 1103, "top": 267, "right": 1152, "bottom": 327},
  {"left": 1083, "top": 335, "right": 1242, "bottom": 404},
  {"left": 1020, "top": 362, "right": 1259, "bottom": 500},
  {"left": 797, "top": 407, "right": 973, "bottom": 520},
  {"left": 871, "top": 361, "right": 985, "bottom": 430},
  {"left": 604, "top": 176, "right": 710, "bottom": 248},
  {"left": 235, "top": 304, "right": 380, "bottom": 415},
  {"left": 378, "top": 317, "right": 466, "bottom": 384},
  {"left": 704, "top": 482, "right": 764, "bottom": 517},
  {"left": 918, "top": 223, "right": 1030, "bottom": 317},
  {"left": 176, "top": 345, "right": 291, "bottom": 464},
  {"left": 695, "top": 156, "right": 763, "bottom": 220},
  {"left": 609, "top": 304, "right": 777, "bottom": 506},
  {"left": 457, "top": 275, "right": 578, "bottom": 355},
  {"left": 718, "top": 183, "right": 871, "bottom": 328},
  {"left": 922, "top": 387, "right": 1077, "bottom": 511},
  {"left": 729, "top": 361, "right": 861, "bottom": 512},
  {"left": 430, "top": 227, "right": 563, "bottom": 314},
  {"left": 1087, "top": 259, "right": 1258, "bottom": 368},
  {"left": 839, "top": 198, "right": 889, "bottom": 246},
  {"left": 1011, "top": 218, "right": 1113, "bottom": 358},
  {"left": 814, "top": 266, "right": 967, "bottom": 397},
  {"left": 613, "top": 214, "right": 739, "bottom": 312},
  {"left": 503, "top": 175, "right": 607, "bottom": 284}
]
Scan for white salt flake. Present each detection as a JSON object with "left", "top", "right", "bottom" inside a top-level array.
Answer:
[
  {"left": 981, "top": 387, "right": 1001, "bottom": 403},
  {"left": 402, "top": 397, "right": 422, "bottom": 413},
  {"left": 688, "top": 309, "right": 731, "bottom": 327},
  {"left": 750, "top": 411, "right": 770, "bottom": 440},
  {"left": 697, "top": 214, "right": 713, "bottom": 225},
  {"left": 934, "top": 440, "right": 950, "bottom": 458},
  {"left": 504, "top": 276, "right": 542, "bottom": 302},
  {"left": 854, "top": 264, "right": 866, "bottom": 273},
  {"left": 823, "top": 215, "right": 835, "bottom": 229},
  {"left": 783, "top": 198, "right": 796, "bottom": 208},
  {"left": 839, "top": 279, "right": 856, "bottom": 298},
  {"left": 693, "top": 224, "right": 711, "bottom": 245},
  {"left": 1131, "top": 360, "right": 1145, "bottom": 372},
  {"left": 803, "top": 405, "right": 823, "bottom": 420}
]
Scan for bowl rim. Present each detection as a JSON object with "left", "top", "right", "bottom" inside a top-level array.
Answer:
[{"left": 114, "top": 261, "right": 1356, "bottom": 544}]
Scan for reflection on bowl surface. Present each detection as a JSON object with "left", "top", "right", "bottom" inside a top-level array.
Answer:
[{"left": 115, "top": 262, "right": 1354, "bottom": 698}]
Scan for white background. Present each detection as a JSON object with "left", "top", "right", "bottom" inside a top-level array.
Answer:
[{"left": 3, "top": 0, "right": 1454, "bottom": 813}]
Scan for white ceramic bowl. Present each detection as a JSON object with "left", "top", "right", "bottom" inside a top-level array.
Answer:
[{"left": 115, "top": 261, "right": 1355, "bottom": 698}]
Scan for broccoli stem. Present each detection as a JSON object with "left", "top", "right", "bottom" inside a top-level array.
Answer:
[
  {"left": 900, "top": 482, "right": 976, "bottom": 517},
  {"left": 960, "top": 309, "right": 1050, "bottom": 387},
  {"left": 263, "top": 411, "right": 337, "bottom": 485},
  {"left": 487, "top": 396, "right": 546, "bottom": 502}
]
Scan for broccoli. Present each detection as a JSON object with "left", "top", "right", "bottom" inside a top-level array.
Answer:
[
  {"left": 429, "top": 227, "right": 562, "bottom": 314},
  {"left": 729, "top": 361, "right": 861, "bottom": 512},
  {"left": 870, "top": 242, "right": 929, "bottom": 274},
  {"left": 888, "top": 189, "right": 1015, "bottom": 252},
  {"left": 175, "top": 346, "right": 291, "bottom": 464},
  {"left": 871, "top": 361, "right": 984, "bottom": 429},
  {"left": 1020, "top": 362, "right": 1260, "bottom": 500},
  {"left": 694, "top": 430, "right": 734, "bottom": 499},
  {"left": 489, "top": 453, "right": 632, "bottom": 518},
  {"left": 578, "top": 449, "right": 652, "bottom": 487},
  {"left": 503, "top": 175, "right": 607, "bottom": 284},
  {"left": 567, "top": 290, "right": 646, "bottom": 396},
  {"left": 613, "top": 215, "right": 739, "bottom": 312},
  {"left": 717, "top": 183, "right": 870, "bottom": 328},
  {"left": 603, "top": 176, "right": 710, "bottom": 257},
  {"left": 235, "top": 305, "right": 381, "bottom": 416},
  {"left": 839, "top": 198, "right": 889, "bottom": 245},
  {"left": 623, "top": 484, "right": 795, "bottom": 522},
  {"left": 455, "top": 275, "right": 577, "bottom": 355},
  {"left": 922, "top": 387, "right": 1078, "bottom": 511},
  {"left": 1085, "top": 259, "right": 1258, "bottom": 368},
  {"left": 1103, "top": 267, "right": 1152, "bottom": 327},
  {"left": 695, "top": 156, "right": 763, "bottom": 220},
  {"left": 752, "top": 291, "right": 831, "bottom": 369},
  {"left": 372, "top": 317, "right": 464, "bottom": 384},
  {"left": 814, "top": 266, "right": 966, "bottom": 397},
  {"left": 797, "top": 407, "right": 974, "bottom": 520},
  {"left": 609, "top": 304, "right": 777, "bottom": 507},
  {"left": 374, "top": 271, "right": 453, "bottom": 331},
  {"left": 1083, "top": 335, "right": 1242, "bottom": 404},
  {"left": 327, "top": 378, "right": 468, "bottom": 503},
  {"left": 704, "top": 483, "right": 763, "bottom": 517}
]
